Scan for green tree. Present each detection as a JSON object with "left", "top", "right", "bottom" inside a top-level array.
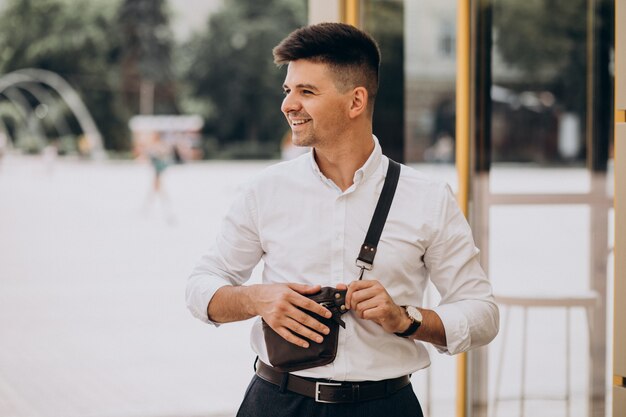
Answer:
[
  {"left": 117, "top": 0, "right": 177, "bottom": 114},
  {"left": 362, "top": 1, "right": 405, "bottom": 163},
  {"left": 0, "top": 0, "right": 129, "bottom": 151},
  {"left": 179, "top": 0, "right": 306, "bottom": 154},
  {"left": 493, "top": 0, "right": 588, "bottom": 113}
]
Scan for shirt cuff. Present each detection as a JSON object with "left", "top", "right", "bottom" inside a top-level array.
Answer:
[
  {"left": 185, "top": 276, "right": 232, "bottom": 326},
  {"left": 431, "top": 303, "right": 471, "bottom": 355}
]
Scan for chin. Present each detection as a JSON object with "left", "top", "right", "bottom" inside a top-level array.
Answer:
[{"left": 292, "top": 136, "right": 315, "bottom": 148}]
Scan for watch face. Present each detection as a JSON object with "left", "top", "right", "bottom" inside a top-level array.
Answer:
[{"left": 406, "top": 306, "right": 423, "bottom": 323}]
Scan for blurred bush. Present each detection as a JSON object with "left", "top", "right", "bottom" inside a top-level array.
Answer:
[
  {"left": 0, "top": 0, "right": 306, "bottom": 159},
  {"left": 0, "top": 0, "right": 129, "bottom": 151},
  {"left": 177, "top": 0, "right": 306, "bottom": 157}
]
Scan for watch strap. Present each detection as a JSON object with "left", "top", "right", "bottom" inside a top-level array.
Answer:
[
  {"left": 395, "top": 320, "right": 420, "bottom": 338},
  {"left": 394, "top": 307, "right": 421, "bottom": 337}
]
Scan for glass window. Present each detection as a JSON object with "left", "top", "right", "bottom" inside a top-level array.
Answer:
[{"left": 361, "top": 1, "right": 614, "bottom": 416}]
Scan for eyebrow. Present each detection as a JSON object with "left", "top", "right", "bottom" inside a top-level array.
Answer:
[{"left": 283, "top": 83, "right": 320, "bottom": 91}]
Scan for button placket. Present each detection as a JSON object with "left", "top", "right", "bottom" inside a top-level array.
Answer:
[
  {"left": 329, "top": 194, "right": 348, "bottom": 380},
  {"left": 330, "top": 195, "right": 346, "bottom": 287}
]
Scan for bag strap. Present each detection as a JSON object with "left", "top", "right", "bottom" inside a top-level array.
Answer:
[{"left": 355, "top": 158, "right": 401, "bottom": 278}]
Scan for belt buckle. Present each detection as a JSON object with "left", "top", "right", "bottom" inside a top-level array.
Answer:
[{"left": 315, "top": 381, "right": 342, "bottom": 403}]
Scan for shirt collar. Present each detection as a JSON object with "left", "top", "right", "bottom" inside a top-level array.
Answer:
[
  {"left": 309, "top": 135, "right": 383, "bottom": 191},
  {"left": 353, "top": 135, "right": 382, "bottom": 186}
]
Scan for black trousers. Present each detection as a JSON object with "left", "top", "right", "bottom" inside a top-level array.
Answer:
[{"left": 236, "top": 375, "right": 425, "bottom": 417}]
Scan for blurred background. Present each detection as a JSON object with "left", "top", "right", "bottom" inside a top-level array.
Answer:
[
  {"left": 0, "top": 0, "right": 307, "bottom": 160},
  {"left": 0, "top": 0, "right": 618, "bottom": 417}
]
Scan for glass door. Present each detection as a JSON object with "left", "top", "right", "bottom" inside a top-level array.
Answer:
[
  {"left": 359, "top": 0, "right": 613, "bottom": 415},
  {"left": 472, "top": 1, "right": 614, "bottom": 416}
]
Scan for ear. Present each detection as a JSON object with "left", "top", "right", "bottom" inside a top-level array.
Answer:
[{"left": 348, "top": 87, "right": 368, "bottom": 119}]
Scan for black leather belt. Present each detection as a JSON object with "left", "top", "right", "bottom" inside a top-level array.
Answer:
[{"left": 255, "top": 360, "right": 411, "bottom": 404}]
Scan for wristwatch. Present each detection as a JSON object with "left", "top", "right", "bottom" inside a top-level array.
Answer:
[{"left": 394, "top": 306, "right": 422, "bottom": 338}]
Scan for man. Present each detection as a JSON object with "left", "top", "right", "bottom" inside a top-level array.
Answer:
[{"left": 186, "top": 22, "right": 499, "bottom": 417}]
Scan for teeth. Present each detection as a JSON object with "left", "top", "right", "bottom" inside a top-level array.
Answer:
[{"left": 292, "top": 119, "right": 310, "bottom": 126}]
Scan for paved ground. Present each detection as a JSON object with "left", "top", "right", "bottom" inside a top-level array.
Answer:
[
  {"left": 0, "top": 154, "right": 601, "bottom": 417},
  {"left": 0, "top": 155, "right": 267, "bottom": 417}
]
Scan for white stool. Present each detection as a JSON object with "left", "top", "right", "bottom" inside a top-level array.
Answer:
[{"left": 492, "top": 292, "right": 598, "bottom": 417}]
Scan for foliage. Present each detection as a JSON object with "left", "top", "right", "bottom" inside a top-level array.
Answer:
[
  {"left": 0, "top": 0, "right": 129, "bottom": 150},
  {"left": 362, "top": 1, "right": 404, "bottom": 162},
  {"left": 179, "top": 0, "right": 306, "bottom": 150},
  {"left": 493, "top": 0, "right": 588, "bottom": 113},
  {"left": 117, "top": 0, "right": 177, "bottom": 114},
  {"left": 0, "top": 0, "right": 305, "bottom": 156}
]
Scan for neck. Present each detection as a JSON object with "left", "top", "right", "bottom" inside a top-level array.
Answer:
[{"left": 314, "top": 128, "right": 374, "bottom": 192}]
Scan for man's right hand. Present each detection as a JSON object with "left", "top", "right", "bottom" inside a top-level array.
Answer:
[
  {"left": 250, "top": 283, "right": 332, "bottom": 348},
  {"left": 207, "top": 283, "right": 333, "bottom": 347}
]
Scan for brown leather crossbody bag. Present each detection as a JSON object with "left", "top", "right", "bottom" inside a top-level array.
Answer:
[{"left": 262, "top": 159, "right": 401, "bottom": 372}]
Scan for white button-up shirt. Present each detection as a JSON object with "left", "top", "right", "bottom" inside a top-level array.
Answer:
[{"left": 186, "top": 136, "right": 499, "bottom": 381}]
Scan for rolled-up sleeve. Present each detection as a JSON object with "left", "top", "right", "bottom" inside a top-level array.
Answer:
[
  {"left": 185, "top": 184, "right": 264, "bottom": 324},
  {"left": 425, "top": 184, "right": 499, "bottom": 355}
]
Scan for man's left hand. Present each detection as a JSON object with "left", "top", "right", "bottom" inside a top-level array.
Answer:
[{"left": 341, "top": 280, "right": 410, "bottom": 334}]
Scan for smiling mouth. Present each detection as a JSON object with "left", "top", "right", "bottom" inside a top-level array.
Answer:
[{"left": 291, "top": 119, "right": 311, "bottom": 127}]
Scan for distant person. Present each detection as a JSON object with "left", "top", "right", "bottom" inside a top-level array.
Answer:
[
  {"left": 142, "top": 133, "right": 176, "bottom": 223},
  {"left": 148, "top": 135, "right": 170, "bottom": 193},
  {"left": 186, "top": 23, "right": 498, "bottom": 417}
]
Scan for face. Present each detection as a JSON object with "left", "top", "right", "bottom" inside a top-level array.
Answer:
[{"left": 281, "top": 59, "right": 352, "bottom": 149}]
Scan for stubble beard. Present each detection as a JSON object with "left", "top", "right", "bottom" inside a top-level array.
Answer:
[
  {"left": 292, "top": 134, "right": 316, "bottom": 147},
  {"left": 291, "top": 131, "right": 317, "bottom": 148}
]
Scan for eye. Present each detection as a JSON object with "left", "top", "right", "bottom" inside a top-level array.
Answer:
[
  {"left": 282, "top": 89, "right": 290, "bottom": 96},
  {"left": 302, "top": 90, "right": 314, "bottom": 95}
]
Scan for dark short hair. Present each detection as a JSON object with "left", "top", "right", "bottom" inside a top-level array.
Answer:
[{"left": 273, "top": 22, "right": 381, "bottom": 108}]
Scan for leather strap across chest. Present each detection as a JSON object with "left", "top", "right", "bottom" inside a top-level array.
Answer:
[{"left": 356, "top": 159, "right": 401, "bottom": 273}]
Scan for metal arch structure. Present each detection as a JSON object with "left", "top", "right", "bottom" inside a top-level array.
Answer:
[
  {"left": 0, "top": 116, "right": 10, "bottom": 143},
  {"left": 0, "top": 69, "right": 106, "bottom": 159},
  {"left": 0, "top": 88, "right": 47, "bottom": 142},
  {"left": 0, "top": 99, "right": 15, "bottom": 146},
  {"left": 13, "top": 82, "right": 73, "bottom": 137},
  {"left": 1, "top": 83, "right": 74, "bottom": 146}
]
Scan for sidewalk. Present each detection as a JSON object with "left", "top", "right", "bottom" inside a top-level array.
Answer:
[
  {"left": 0, "top": 155, "right": 596, "bottom": 417},
  {"left": 0, "top": 155, "right": 270, "bottom": 417}
]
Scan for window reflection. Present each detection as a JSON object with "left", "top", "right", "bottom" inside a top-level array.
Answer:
[
  {"left": 491, "top": 0, "right": 588, "bottom": 166},
  {"left": 361, "top": 1, "right": 613, "bottom": 416},
  {"left": 403, "top": 0, "right": 457, "bottom": 164}
]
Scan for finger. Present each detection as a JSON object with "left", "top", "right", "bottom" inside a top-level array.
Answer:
[
  {"left": 361, "top": 305, "right": 391, "bottom": 323},
  {"left": 288, "top": 284, "right": 332, "bottom": 317},
  {"left": 346, "top": 281, "right": 369, "bottom": 309},
  {"left": 293, "top": 293, "right": 333, "bottom": 319},
  {"left": 275, "top": 324, "right": 311, "bottom": 348},
  {"left": 353, "top": 297, "right": 385, "bottom": 319},
  {"left": 285, "top": 316, "right": 326, "bottom": 344},
  {"left": 288, "top": 283, "right": 322, "bottom": 295},
  {"left": 349, "top": 284, "right": 382, "bottom": 310},
  {"left": 348, "top": 279, "right": 378, "bottom": 290},
  {"left": 290, "top": 307, "right": 331, "bottom": 335},
  {"left": 346, "top": 280, "right": 379, "bottom": 308},
  {"left": 345, "top": 286, "right": 353, "bottom": 310}
]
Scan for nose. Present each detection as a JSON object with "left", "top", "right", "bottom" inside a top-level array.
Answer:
[{"left": 281, "top": 91, "right": 301, "bottom": 115}]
